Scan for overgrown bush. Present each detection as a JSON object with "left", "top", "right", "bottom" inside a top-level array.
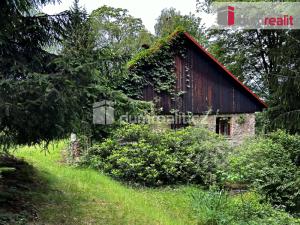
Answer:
[
  {"left": 80, "top": 124, "right": 230, "bottom": 186},
  {"left": 224, "top": 130, "right": 300, "bottom": 213},
  {"left": 268, "top": 130, "right": 300, "bottom": 167},
  {"left": 191, "top": 189, "right": 300, "bottom": 225}
]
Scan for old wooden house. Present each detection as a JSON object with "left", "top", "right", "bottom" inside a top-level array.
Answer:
[{"left": 129, "top": 31, "right": 267, "bottom": 143}]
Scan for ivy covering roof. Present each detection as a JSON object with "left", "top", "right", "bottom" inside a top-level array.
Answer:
[{"left": 127, "top": 28, "right": 185, "bottom": 69}]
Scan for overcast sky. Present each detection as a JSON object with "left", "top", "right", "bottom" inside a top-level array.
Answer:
[{"left": 42, "top": 0, "right": 206, "bottom": 34}]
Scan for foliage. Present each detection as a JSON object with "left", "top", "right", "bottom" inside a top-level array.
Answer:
[
  {"left": 236, "top": 115, "right": 246, "bottom": 125},
  {"left": 57, "top": 3, "right": 154, "bottom": 142},
  {"left": 267, "top": 29, "right": 300, "bottom": 133},
  {"left": 126, "top": 29, "right": 188, "bottom": 98},
  {"left": 12, "top": 141, "right": 300, "bottom": 225},
  {"left": 0, "top": 1, "right": 153, "bottom": 150},
  {"left": 204, "top": 14, "right": 300, "bottom": 132},
  {"left": 89, "top": 5, "right": 154, "bottom": 89},
  {"left": 154, "top": 8, "right": 207, "bottom": 46},
  {"left": 255, "top": 111, "right": 270, "bottom": 134},
  {"left": 224, "top": 131, "right": 300, "bottom": 213},
  {"left": 54, "top": 1, "right": 106, "bottom": 143},
  {"left": 8, "top": 2, "right": 152, "bottom": 148},
  {"left": 0, "top": 0, "right": 71, "bottom": 150},
  {"left": 0, "top": 71, "right": 79, "bottom": 149},
  {"left": 0, "top": 0, "right": 67, "bottom": 80},
  {"left": 197, "top": 0, "right": 300, "bottom": 133},
  {"left": 191, "top": 189, "right": 299, "bottom": 225},
  {"left": 80, "top": 124, "right": 230, "bottom": 186},
  {"left": 12, "top": 142, "right": 210, "bottom": 225},
  {"left": 0, "top": 1, "right": 102, "bottom": 150},
  {"left": 90, "top": 5, "right": 153, "bottom": 53},
  {"left": 267, "top": 130, "right": 300, "bottom": 167}
]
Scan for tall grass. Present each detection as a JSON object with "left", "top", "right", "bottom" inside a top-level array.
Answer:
[
  {"left": 14, "top": 141, "right": 196, "bottom": 225},
  {"left": 13, "top": 141, "right": 299, "bottom": 225}
]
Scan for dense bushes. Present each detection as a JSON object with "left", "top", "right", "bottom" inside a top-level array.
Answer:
[
  {"left": 81, "top": 125, "right": 300, "bottom": 215},
  {"left": 80, "top": 124, "right": 230, "bottom": 186},
  {"left": 268, "top": 130, "right": 300, "bottom": 167},
  {"left": 224, "top": 130, "right": 300, "bottom": 213},
  {"left": 191, "top": 189, "right": 300, "bottom": 225}
]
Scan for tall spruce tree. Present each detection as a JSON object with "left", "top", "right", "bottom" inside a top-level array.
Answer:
[
  {"left": 0, "top": 0, "right": 76, "bottom": 149},
  {"left": 55, "top": 2, "right": 153, "bottom": 141},
  {"left": 54, "top": 0, "right": 102, "bottom": 141}
]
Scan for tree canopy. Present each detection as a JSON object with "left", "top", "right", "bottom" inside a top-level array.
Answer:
[
  {"left": 89, "top": 5, "right": 154, "bottom": 88},
  {"left": 0, "top": 1, "right": 154, "bottom": 150},
  {"left": 1, "top": 0, "right": 299, "bottom": 152},
  {"left": 0, "top": 0, "right": 72, "bottom": 149},
  {"left": 197, "top": 0, "right": 300, "bottom": 133},
  {"left": 154, "top": 8, "right": 206, "bottom": 46}
]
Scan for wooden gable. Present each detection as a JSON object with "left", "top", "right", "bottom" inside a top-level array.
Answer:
[{"left": 142, "top": 32, "right": 267, "bottom": 114}]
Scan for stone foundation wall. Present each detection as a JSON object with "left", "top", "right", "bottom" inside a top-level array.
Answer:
[
  {"left": 192, "top": 113, "right": 256, "bottom": 145},
  {"left": 150, "top": 113, "right": 256, "bottom": 145},
  {"left": 230, "top": 114, "right": 256, "bottom": 144}
]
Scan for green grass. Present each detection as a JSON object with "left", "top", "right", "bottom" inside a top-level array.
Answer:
[
  {"left": 14, "top": 141, "right": 197, "bottom": 225},
  {"left": 12, "top": 141, "right": 299, "bottom": 225}
]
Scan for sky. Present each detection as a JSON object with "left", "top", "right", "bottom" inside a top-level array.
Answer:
[{"left": 42, "top": 0, "right": 209, "bottom": 34}]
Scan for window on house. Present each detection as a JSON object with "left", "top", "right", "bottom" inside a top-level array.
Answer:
[{"left": 216, "top": 117, "right": 231, "bottom": 136}]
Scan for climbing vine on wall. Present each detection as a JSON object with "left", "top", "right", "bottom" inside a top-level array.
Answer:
[{"left": 125, "top": 28, "right": 188, "bottom": 98}]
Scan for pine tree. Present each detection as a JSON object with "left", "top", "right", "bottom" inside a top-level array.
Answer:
[{"left": 0, "top": 0, "right": 72, "bottom": 149}]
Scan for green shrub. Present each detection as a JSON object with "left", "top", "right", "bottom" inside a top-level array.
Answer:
[
  {"left": 268, "top": 130, "right": 300, "bottom": 167},
  {"left": 191, "top": 189, "right": 300, "bottom": 225},
  {"left": 80, "top": 124, "right": 230, "bottom": 186},
  {"left": 225, "top": 131, "right": 300, "bottom": 213}
]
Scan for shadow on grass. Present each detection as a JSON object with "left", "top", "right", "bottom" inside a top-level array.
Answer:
[
  {"left": 0, "top": 154, "right": 90, "bottom": 225},
  {"left": 0, "top": 154, "right": 44, "bottom": 224}
]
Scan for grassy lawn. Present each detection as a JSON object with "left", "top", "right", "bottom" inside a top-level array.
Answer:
[
  {"left": 9, "top": 141, "right": 299, "bottom": 225},
  {"left": 14, "top": 141, "right": 197, "bottom": 225}
]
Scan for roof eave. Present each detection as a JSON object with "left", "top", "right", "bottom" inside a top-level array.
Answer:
[{"left": 183, "top": 32, "right": 268, "bottom": 109}]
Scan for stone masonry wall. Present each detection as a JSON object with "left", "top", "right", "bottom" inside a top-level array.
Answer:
[
  {"left": 150, "top": 113, "right": 256, "bottom": 145},
  {"left": 193, "top": 113, "right": 256, "bottom": 145}
]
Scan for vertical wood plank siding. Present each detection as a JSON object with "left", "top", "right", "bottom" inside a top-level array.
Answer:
[{"left": 142, "top": 40, "right": 263, "bottom": 114}]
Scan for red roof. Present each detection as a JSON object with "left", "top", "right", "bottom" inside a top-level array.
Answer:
[{"left": 183, "top": 32, "right": 267, "bottom": 108}]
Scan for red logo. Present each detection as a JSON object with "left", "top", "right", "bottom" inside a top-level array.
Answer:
[{"left": 228, "top": 6, "right": 235, "bottom": 26}]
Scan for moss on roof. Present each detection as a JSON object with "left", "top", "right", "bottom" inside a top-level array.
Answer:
[{"left": 127, "top": 27, "right": 186, "bottom": 69}]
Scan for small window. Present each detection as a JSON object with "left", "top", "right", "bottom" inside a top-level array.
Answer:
[{"left": 216, "top": 117, "right": 231, "bottom": 136}]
